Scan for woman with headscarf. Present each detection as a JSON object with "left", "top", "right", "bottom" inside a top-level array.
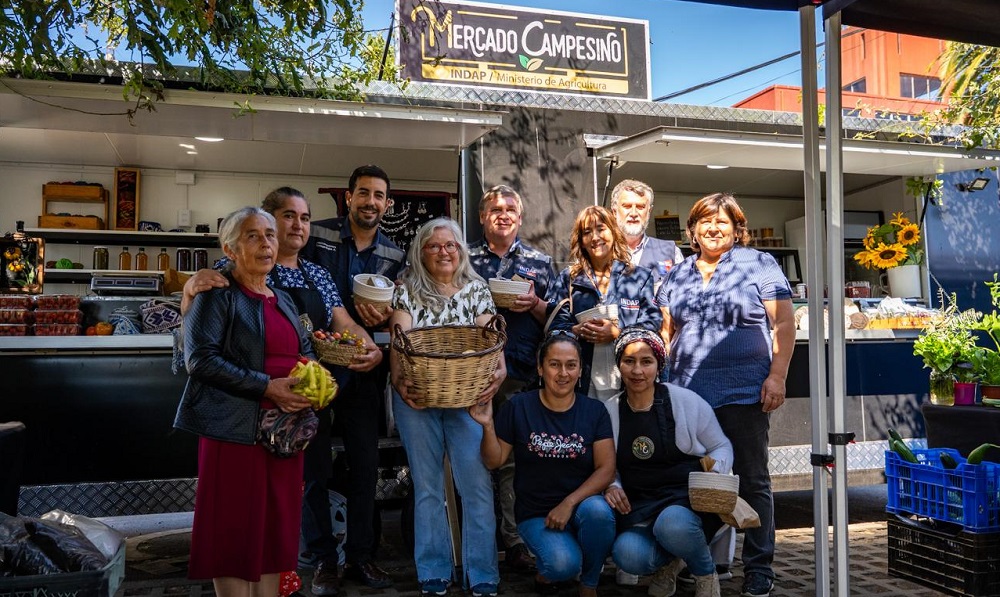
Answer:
[
  {"left": 602, "top": 328, "right": 733, "bottom": 597},
  {"left": 547, "top": 206, "right": 661, "bottom": 402}
]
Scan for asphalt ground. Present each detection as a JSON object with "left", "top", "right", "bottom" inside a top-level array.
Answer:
[{"left": 112, "top": 484, "right": 956, "bottom": 597}]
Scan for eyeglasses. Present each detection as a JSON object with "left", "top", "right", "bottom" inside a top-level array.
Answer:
[{"left": 423, "top": 241, "right": 460, "bottom": 254}]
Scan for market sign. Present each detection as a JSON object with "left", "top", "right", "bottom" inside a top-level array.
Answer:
[{"left": 397, "top": 0, "right": 650, "bottom": 100}]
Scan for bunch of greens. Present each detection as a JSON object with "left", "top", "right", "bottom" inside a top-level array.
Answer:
[{"left": 913, "top": 290, "right": 980, "bottom": 379}]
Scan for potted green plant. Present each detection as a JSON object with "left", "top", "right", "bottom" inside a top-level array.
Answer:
[
  {"left": 970, "top": 274, "right": 1000, "bottom": 400},
  {"left": 912, "top": 292, "right": 979, "bottom": 406}
]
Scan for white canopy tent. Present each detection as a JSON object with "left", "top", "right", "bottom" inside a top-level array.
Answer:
[{"left": 648, "top": 2, "right": 1000, "bottom": 594}]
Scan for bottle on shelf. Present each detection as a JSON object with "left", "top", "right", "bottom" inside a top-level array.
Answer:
[
  {"left": 135, "top": 247, "right": 148, "bottom": 270},
  {"left": 193, "top": 248, "right": 208, "bottom": 271},
  {"left": 118, "top": 247, "right": 132, "bottom": 270},
  {"left": 157, "top": 248, "right": 170, "bottom": 271}
]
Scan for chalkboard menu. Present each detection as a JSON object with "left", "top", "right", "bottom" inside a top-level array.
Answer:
[
  {"left": 654, "top": 214, "right": 682, "bottom": 242},
  {"left": 318, "top": 188, "right": 452, "bottom": 257}
]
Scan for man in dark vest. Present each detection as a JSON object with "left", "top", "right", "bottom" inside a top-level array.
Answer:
[
  {"left": 468, "top": 184, "right": 554, "bottom": 572},
  {"left": 611, "top": 179, "right": 684, "bottom": 294},
  {"left": 301, "top": 165, "right": 404, "bottom": 594}
]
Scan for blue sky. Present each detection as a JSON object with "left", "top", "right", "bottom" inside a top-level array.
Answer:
[{"left": 364, "top": 0, "right": 822, "bottom": 106}]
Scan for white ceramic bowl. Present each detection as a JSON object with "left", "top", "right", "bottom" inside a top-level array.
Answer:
[{"left": 575, "top": 304, "right": 618, "bottom": 323}]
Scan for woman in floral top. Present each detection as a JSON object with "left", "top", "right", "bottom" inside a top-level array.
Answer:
[{"left": 389, "top": 217, "right": 506, "bottom": 597}]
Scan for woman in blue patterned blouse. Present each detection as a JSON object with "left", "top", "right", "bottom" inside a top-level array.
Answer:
[{"left": 656, "top": 193, "right": 794, "bottom": 597}]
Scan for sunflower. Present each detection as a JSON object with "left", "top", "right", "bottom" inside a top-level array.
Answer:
[
  {"left": 853, "top": 249, "right": 874, "bottom": 268},
  {"left": 3, "top": 247, "right": 20, "bottom": 260},
  {"left": 890, "top": 212, "right": 911, "bottom": 227},
  {"left": 897, "top": 223, "right": 920, "bottom": 246},
  {"left": 870, "top": 242, "right": 908, "bottom": 269},
  {"left": 862, "top": 230, "right": 878, "bottom": 250}
]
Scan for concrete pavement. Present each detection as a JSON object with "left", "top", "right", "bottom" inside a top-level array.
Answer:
[{"left": 111, "top": 484, "right": 952, "bottom": 596}]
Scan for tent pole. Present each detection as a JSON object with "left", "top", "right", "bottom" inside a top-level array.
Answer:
[
  {"left": 799, "top": 6, "right": 830, "bottom": 596},
  {"left": 824, "top": 10, "right": 851, "bottom": 597}
]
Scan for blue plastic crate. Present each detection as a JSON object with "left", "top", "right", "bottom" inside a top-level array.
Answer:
[{"left": 886, "top": 448, "right": 1000, "bottom": 533}]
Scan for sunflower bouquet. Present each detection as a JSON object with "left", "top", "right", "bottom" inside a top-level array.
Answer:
[
  {"left": 853, "top": 212, "right": 924, "bottom": 270},
  {"left": 4, "top": 246, "right": 36, "bottom": 288}
]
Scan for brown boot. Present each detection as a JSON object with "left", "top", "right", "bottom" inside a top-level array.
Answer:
[
  {"left": 648, "top": 558, "right": 685, "bottom": 597},
  {"left": 693, "top": 572, "right": 720, "bottom": 597}
]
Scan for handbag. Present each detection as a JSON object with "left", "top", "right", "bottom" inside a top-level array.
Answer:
[{"left": 257, "top": 407, "right": 319, "bottom": 458}]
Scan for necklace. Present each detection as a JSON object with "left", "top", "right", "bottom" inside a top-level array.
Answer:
[
  {"left": 586, "top": 266, "right": 612, "bottom": 300},
  {"left": 626, "top": 399, "right": 653, "bottom": 413}
]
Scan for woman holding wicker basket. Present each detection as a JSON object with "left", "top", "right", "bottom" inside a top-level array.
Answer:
[
  {"left": 389, "top": 217, "right": 506, "bottom": 597},
  {"left": 602, "top": 328, "right": 733, "bottom": 597}
]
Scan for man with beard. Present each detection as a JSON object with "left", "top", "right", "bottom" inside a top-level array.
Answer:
[
  {"left": 468, "top": 185, "right": 554, "bottom": 573},
  {"left": 301, "top": 164, "right": 404, "bottom": 594},
  {"left": 610, "top": 179, "right": 684, "bottom": 293}
]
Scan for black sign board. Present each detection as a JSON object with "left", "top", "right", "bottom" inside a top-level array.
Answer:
[
  {"left": 397, "top": 0, "right": 650, "bottom": 100},
  {"left": 654, "top": 215, "right": 682, "bottom": 242}
]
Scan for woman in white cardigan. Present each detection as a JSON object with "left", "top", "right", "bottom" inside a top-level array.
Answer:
[{"left": 602, "top": 328, "right": 733, "bottom": 597}]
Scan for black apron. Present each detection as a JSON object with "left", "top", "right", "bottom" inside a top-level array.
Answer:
[{"left": 269, "top": 264, "right": 348, "bottom": 484}]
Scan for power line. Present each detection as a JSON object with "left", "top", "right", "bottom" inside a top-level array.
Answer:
[{"left": 656, "top": 28, "right": 869, "bottom": 103}]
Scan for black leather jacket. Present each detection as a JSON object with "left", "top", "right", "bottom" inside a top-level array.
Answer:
[{"left": 174, "top": 276, "right": 315, "bottom": 445}]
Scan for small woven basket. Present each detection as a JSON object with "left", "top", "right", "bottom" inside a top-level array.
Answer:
[
  {"left": 354, "top": 274, "right": 394, "bottom": 312},
  {"left": 392, "top": 315, "right": 506, "bottom": 408},
  {"left": 488, "top": 279, "right": 530, "bottom": 310},
  {"left": 688, "top": 472, "right": 740, "bottom": 514},
  {"left": 314, "top": 339, "right": 366, "bottom": 367}
]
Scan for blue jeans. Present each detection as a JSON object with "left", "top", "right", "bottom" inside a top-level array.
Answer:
[
  {"left": 392, "top": 391, "right": 499, "bottom": 588},
  {"left": 612, "top": 505, "right": 714, "bottom": 577},
  {"left": 516, "top": 495, "right": 615, "bottom": 588},
  {"left": 715, "top": 403, "right": 773, "bottom": 578}
]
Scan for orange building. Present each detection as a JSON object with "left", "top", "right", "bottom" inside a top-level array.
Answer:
[{"left": 734, "top": 27, "right": 948, "bottom": 118}]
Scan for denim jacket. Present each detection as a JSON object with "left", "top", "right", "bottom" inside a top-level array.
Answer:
[{"left": 548, "top": 260, "right": 662, "bottom": 394}]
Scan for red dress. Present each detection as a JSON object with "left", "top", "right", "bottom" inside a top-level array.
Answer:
[{"left": 188, "top": 287, "right": 304, "bottom": 581}]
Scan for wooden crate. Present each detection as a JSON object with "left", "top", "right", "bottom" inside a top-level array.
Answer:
[
  {"left": 37, "top": 214, "right": 105, "bottom": 229},
  {"left": 41, "top": 183, "right": 106, "bottom": 200}
]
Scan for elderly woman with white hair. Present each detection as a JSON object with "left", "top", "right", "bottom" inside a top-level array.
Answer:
[
  {"left": 174, "top": 206, "right": 315, "bottom": 597},
  {"left": 603, "top": 328, "right": 733, "bottom": 597},
  {"left": 389, "top": 217, "right": 506, "bottom": 597}
]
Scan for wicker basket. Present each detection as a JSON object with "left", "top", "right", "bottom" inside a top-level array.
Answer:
[
  {"left": 314, "top": 339, "right": 366, "bottom": 366},
  {"left": 392, "top": 315, "right": 506, "bottom": 408},
  {"left": 488, "top": 278, "right": 531, "bottom": 310},
  {"left": 576, "top": 304, "right": 619, "bottom": 324},
  {"left": 688, "top": 472, "right": 740, "bottom": 514},
  {"left": 354, "top": 274, "right": 394, "bottom": 312}
]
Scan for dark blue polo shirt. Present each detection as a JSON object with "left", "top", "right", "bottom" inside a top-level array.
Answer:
[
  {"left": 469, "top": 238, "right": 556, "bottom": 383},
  {"left": 302, "top": 216, "right": 405, "bottom": 329}
]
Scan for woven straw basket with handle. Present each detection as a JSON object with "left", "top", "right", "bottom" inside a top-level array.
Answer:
[{"left": 392, "top": 315, "right": 506, "bottom": 408}]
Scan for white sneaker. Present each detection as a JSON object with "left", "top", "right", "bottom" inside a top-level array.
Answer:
[
  {"left": 648, "top": 558, "right": 686, "bottom": 597},
  {"left": 694, "top": 572, "right": 721, "bottom": 597},
  {"left": 616, "top": 568, "right": 639, "bottom": 585}
]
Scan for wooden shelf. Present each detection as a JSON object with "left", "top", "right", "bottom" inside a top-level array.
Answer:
[
  {"left": 44, "top": 268, "right": 197, "bottom": 284},
  {"left": 26, "top": 228, "right": 219, "bottom": 248}
]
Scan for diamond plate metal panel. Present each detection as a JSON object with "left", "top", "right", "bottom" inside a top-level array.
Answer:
[
  {"left": 18, "top": 478, "right": 197, "bottom": 517},
  {"left": 769, "top": 439, "right": 927, "bottom": 477}
]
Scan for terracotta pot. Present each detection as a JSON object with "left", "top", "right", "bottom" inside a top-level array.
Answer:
[
  {"left": 953, "top": 381, "right": 978, "bottom": 406},
  {"left": 981, "top": 384, "right": 1000, "bottom": 400}
]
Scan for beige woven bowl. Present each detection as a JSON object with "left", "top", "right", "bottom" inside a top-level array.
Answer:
[
  {"left": 688, "top": 472, "right": 740, "bottom": 514},
  {"left": 488, "top": 278, "right": 531, "bottom": 309},
  {"left": 576, "top": 304, "right": 618, "bottom": 323},
  {"left": 354, "top": 274, "right": 394, "bottom": 310}
]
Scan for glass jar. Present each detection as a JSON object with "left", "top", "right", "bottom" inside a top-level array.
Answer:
[
  {"left": 929, "top": 370, "right": 955, "bottom": 406},
  {"left": 193, "top": 249, "right": 208, "bottom": 271},
  {"left": 92, "top": 246, "right": 109, "bottom": 270},
  {"left": 176, "top": 248, "right": 192, "bottom": 272}
]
